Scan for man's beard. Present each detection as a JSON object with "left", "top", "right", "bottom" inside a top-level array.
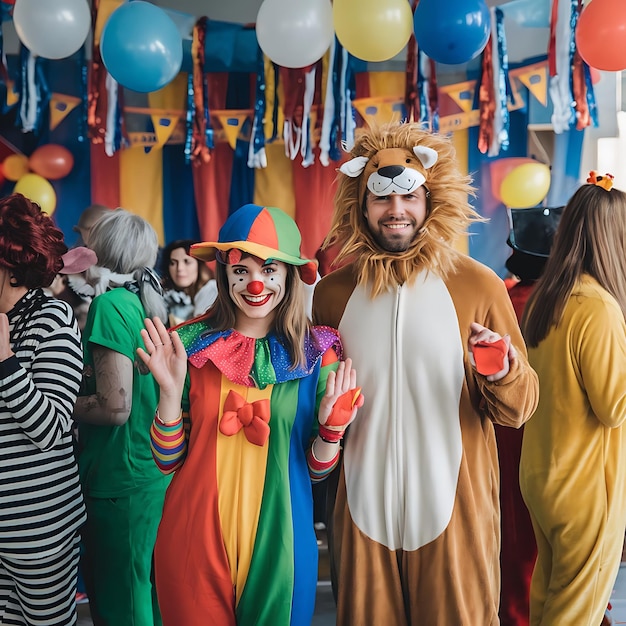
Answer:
[{"left": 371, "top": 228, "right": 417, "bottom": 253}]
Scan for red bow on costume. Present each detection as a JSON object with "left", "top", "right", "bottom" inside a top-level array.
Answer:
[{"left": 219, "top": 390, "right": 271, "bottom": 447}]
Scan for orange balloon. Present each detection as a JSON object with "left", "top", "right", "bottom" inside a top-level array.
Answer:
[
  {"left": 29, "top": 144, "right": 74, "bottom": 180},
  {"left": 490, "top": 157, "right": 535, "bottom": 202},
  {"left": 576, "top": 0, "right": 626, "bottom": 71},
  {"left": 2, "top": 154, "right": 30, "bottom": 181}
]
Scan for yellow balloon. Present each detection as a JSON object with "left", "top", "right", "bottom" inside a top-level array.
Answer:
[
  {"left": 500, "top": 162, "right": 551, "bottom": 209},
  {"left": 14, "top": 173, "right": 57, "bottom": 216},
  {"left": 333, "top": 0, "right": 413, "bottom": 62},
  {"left": 2, "top": 154, "right": 30, "bottom": 181}
]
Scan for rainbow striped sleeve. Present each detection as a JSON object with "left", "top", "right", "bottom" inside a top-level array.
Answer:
[
  {"left": 307, "top": 442, "right": 340, "bottom": 483},
  {"left": 150, "top": 411, "right": 189, "bottom": 473}
]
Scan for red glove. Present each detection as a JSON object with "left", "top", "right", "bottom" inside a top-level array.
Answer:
[{"left": 472, "top": 339, "right": 508, "bottom": 376}]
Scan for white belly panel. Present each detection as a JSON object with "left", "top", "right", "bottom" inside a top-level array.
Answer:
[{"left": 339, "top": 273, "right": 465, "bottom": 551}]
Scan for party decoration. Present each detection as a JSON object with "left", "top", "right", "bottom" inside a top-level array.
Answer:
[
  {"left": 29, "top": 144, "right": 74, "bottom": 180},
  {"left": 500, "top": 162, "right": 551, "bottom": 209},
  {"left": 575, "top": 0, "right": 626, "bottom": 71},
  {"left": 100, "top": 1, "right": 183, "bottom": 93},
  {"left": 333, "top": 0, "right": 413, "bottom": 63},
  {"left": 414, "top": 0, "right": 490, "bottom": 65},
  {"left": 256, "top": 0, "right": 333, "bottom": 69},
  {"left": 490, "top": 157, "right": 536, "bottom": 201},
  {"left": 13, "top": 0, "right": 90, "bottom": 60},
  {"left": 14, "top": 173, "right": 56, "bottom": 215},
  {"left": 2, "top": 153, "right": 29, "bottom": 181}
]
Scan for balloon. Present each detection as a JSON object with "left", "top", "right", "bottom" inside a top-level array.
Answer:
[
  {"left": 414, "top": 0, "right": 490, "bottom": 65},
  {"left": 500, "top": 162, "right": 551, "bottom": 209},
  {"left": 2, "top": 154, "right": 30, "bottom": 181},
  {"left": 333, "top": 0, "right": 413, "bottom": 63},
  {"left": 576, "top": 0, "right": 626, "bottom": 71},
  {"left": 13, "top": 0, "right": 90, "bottom": 60},
  {"left": 256, "top": 0, "right": 333, "bottom": 69},
  {"left": 490, "top": 157, "right": 536, "bottom": 202},
  {"left": 101, "top": 1, "right": 183, "bottom": 93},
  {"left": 14, "top": 174, "right": 57, "bottom": 216},
  {"left": 29, "top": 144, "right": 74, "bottom": 180}
]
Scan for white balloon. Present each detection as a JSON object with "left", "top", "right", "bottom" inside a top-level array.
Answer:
[
  {"left": 256, "top": 0, "right": 333, "bottom": 68},
  {"left": 13, "top": 0, "right": 91, "bottom": 60}
]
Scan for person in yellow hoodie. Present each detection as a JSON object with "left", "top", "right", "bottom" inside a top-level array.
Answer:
[{"left": 520, "top": 172, "right": 626, "bottom": 626}]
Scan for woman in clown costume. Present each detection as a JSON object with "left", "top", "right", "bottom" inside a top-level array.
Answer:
[{"left": 138, "top": 204, "right": 362, "bottom": 626}]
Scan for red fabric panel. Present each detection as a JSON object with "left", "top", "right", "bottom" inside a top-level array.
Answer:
[
  {"left": 192, "top": 141, "right": 233, "bottom": 242},
  {"left": 292, "top": 149, "right": 338, "bottom": 262},
  {"left": 90, "top": 142, "right": 120, "bottom": 208}
]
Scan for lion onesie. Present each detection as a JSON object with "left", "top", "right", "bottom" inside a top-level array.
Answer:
[{"left": 312, "top": 123, "right": 539, "bottom": 626}]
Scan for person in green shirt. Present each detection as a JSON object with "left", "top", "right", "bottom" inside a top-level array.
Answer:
[{"left": 73, "top": 208, "right": 170, "bottom": 626}]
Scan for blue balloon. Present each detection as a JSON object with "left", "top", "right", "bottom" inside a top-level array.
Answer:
[
  {"left": 414, "top": 0, "right": 491, "bottom": 65},
  {"left": 101, "top": 1, "right": 183, "bottom": 93}
]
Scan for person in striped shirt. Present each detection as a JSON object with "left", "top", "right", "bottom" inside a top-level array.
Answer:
[{"left": 0, "top": 193, "right": 87, "bottom": 626}]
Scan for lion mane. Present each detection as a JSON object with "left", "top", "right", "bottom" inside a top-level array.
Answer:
[{"left": 324, "top": 122, "right": 483, "bottom": 297}]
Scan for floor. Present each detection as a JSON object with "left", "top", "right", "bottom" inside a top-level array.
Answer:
[{"left": 76, "top": 531, "right": 626, "bottom": 625}]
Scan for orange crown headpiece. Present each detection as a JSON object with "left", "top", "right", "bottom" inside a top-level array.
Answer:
[{"left": 586, "top": 171, "right": 615, "bottom": 191}]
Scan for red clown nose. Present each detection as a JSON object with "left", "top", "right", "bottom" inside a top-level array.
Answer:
[{"left": 247, "top": 281, "right": 264, "bottom": 295}]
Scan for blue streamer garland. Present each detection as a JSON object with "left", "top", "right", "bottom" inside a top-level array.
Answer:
[
  {"left": 328, "top": 37, "right": 342, "bottom": 162},
  {"left": 250, "top": 44, "right": 266, "bottom": 163},
  {"left": 494, "top": 7, "right": 510, "bottom": 153},
  {"left": 566, "top": 0, "right": 578, "bottom": 129},
  {"left": 184, "top": 72, "right": 194, "bottom": 163}
]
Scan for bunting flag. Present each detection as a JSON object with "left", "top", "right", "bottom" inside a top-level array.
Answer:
[
  {"left": 352, "top": 97, "right": 404, "bottom": 127},
  {"left": 515, "top": 64, "right": 548, "bottom": 106},
  {"left": 50, "top": 93, "right": 82, "bottom": 130},
  {"left": 4, "top": 78, "right": 18, "bottom": 109},
  {"left": 440, "top": 82, "right": 476, "bottom": 113},
  {"left": 216, "top": 111, "right": 250, "bottom": 150}
]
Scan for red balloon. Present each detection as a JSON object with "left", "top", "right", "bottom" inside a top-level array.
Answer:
[
  {"left": 576, "top": 0, "right": 626, "bottom": 71},
  {"left": 28, "top": 144, "right": 74, "bottom": 180}
]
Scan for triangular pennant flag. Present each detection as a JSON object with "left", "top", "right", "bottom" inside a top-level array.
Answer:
[
  {"left": 515, "top": 64, "right": 548, "bottom": 106},
  {"left": 353, "top": 97, "right": 403, "bottom": 127},
  {"left": 150, "top": 114, "right": 179, "bottom": 147},
  {"left": 440, "top": 80, "right": 476, "bottom": 113},
  {"left": 49, "top": 93, "right": 81, "bottom": 130},
  {"left": 216, "top": 111, "right": 250, "bottom": 150},
  {"left": 4, "top": 79, "right": 19, "bottom": 109}
]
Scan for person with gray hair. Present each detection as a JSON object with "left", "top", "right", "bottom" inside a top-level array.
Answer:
[{"left": 73, "top": 208, "right": 170, "bottom": 626}]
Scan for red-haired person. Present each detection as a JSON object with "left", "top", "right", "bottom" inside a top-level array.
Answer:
[{"left": 0, "top": 193, "right": 86, "bottom": 625}]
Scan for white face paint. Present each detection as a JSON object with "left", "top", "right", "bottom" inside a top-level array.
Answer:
[{"left": 225, "top": 255, "right": 288, "bottom": 335}]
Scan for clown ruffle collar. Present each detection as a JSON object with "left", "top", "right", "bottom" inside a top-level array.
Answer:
[{"left": 175, "top": 318, "right": 342, "bottom": 389}]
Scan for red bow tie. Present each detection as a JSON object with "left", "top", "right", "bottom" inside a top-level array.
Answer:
[{"left": 219, "top": 390, "right": 271, "bottom": 447}]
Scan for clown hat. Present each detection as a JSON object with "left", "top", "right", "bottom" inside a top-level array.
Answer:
[{"left": 190, "top": 204, "right": 318, "bottom": 284}]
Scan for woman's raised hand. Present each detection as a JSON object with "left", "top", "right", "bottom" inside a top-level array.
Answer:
[
  {"left": 137, "top": 317, "right": 188, "bottom": 398},
  {"left": 318, "top": 358, "right": 364, "bottom": 430}
]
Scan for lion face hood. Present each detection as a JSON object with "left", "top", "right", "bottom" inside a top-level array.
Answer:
[
  {"left": 325, "top": 123, "right": 482, "bottom": 297},
  {"left": 340, "top": 146, "right": 439, "bottom": 202}
]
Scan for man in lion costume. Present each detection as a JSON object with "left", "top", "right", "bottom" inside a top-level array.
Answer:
[{"left": 312, "top": 122, "right": 539, "bottom": 625}]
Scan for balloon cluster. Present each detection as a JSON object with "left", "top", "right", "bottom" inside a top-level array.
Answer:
[
  {"left": 1, "top": 145, "right": 74, "bottom": 216},
  {"left": 491, "top": 158, "right": 551, "bottom": 209},
  {"left": 11, "top": 0, "right": 183, "bottom": 93}
]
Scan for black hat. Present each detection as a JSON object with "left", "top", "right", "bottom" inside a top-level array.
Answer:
[
  {"left": 505, "top": 206, "right": 563, "bottom": 281},
  {"left": 507, "top": 206, "right": 563, "bottom": 258}
]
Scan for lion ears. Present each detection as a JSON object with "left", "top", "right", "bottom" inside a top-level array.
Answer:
[{"left": 339, "top": 145, "right": 439, "bottom": 178}]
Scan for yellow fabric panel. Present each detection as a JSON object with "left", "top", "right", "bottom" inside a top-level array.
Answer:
[
  {"left": 216, "top": 380, "right": 272, "bottom": 603},
  {"left": 368, "top": 72, "right": 405, "bottom": 98},
  {"left": 119, "top": 146, "right": 164, "bottom": 244},
  {"left": 95, "top": 0, "right": 124, "bottom": 46},
  {"left": 451, "top": 130, "right": 469, "bottom": 256},
  {"left": 253, "top": 142, "right": 296, "bottom": 218}
]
